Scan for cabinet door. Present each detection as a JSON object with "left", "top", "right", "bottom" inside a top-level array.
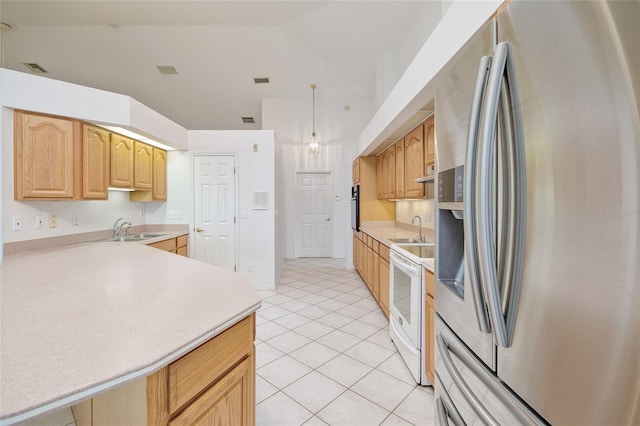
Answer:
[
  {"left": 14, "top": 111, "right": 78, "bottom": 199},
  {"left": 168, "top": 356, "right": 254, "bottom": 426},
  {"left": 153, "top": 148, "right": 168, "bottom": 200},
  {"left": 425, "top": 294, "right": 435, "bottom": 384},
  {"left": 388, "top": 147, "right": 396, "bottom": 199},
  {"left": 381, "top": 152, "right": 389, "bottom": 199},
  {"left": 379, "top": 259, "right": 390, "bottom": 318},
  {"left": 110, "top": 134, "right": 134, "bottom": 188},
  {"left": 352, "top": 158, "right": 360, "bottom": 184},
  {"left": 395, "top": 140, "right": 405, "bottom": 199},
  {"left": 424, "top": 115, "right": 435, "bottom": 167},
  {"left": 372, "top": 252, "right": 380, "bottom": 302},
  {"left": 134, "top": 141, "right": 153, "bottom": 190},
  {"left": 376, "top": 156, "right": 383, "bottom": 199},
  {"left": 82, "top": 124, "right": 110, "bottom": 199},
  {"left": 404, "top": 125, "right": 425, "bottom": 198}
]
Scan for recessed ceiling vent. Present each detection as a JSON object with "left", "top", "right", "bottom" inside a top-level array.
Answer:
[
  {"left": 253, "top": 77, "right": 270, "bottom": 84},
  {"left": 23, "top": 63, "right": 48, "bottom": 73},
  {"left": 241, "top": 117, "right": 255, "bottom": 124},
  {"left": 156, "top": 65, "right": 178, "bottom": 75}
]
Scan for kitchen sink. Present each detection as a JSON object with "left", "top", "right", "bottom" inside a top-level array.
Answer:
[
  {"left": 106, "top": 233, "right": 167, "bottom": 242},
  {"left": 390, "top": 238, "right": 423, "bottom": 244}
]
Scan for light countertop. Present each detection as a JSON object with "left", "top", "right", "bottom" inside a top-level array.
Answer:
[
  {"left": 0, "top": 242, "right": 261, "bottom": 424},
  {"left": 358, "top": 223, "right": 435, "bottom": 271}
]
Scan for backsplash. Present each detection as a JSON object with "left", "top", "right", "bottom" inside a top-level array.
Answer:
[{"left": 395, "top": 199, "right": 435, "bottom": 229}]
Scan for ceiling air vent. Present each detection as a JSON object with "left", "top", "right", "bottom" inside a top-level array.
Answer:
[
  {"left": 241, "top": 117, "right": 255, "bottom": 124},
  {"left": 23, "top": 63, "right": 48, "bottom": 73},
  {"left": 253, "top": 77, "right": 270, "bottom": 84},
  {"left": 156, "top": 65, "right": 178, "bottom": 75}
]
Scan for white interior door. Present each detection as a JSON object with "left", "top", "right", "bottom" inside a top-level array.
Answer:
[
  {"left": 296, "top": 172, "right": 332, "bottom": 258},
  {"left": 193, "top": 155, "right": 237, "bottom": 271}
]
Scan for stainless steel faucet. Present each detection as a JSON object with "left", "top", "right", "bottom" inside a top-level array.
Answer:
[
  {"left": 411, "top": 215, "right": 425, "bottom": 242},
  {"left": 113, "top": 218, "right": 132, "bottom": 238}
]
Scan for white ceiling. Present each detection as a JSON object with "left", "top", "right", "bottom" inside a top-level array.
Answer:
[{"left": 0, "top": 1, "right": 440, "bottom": 130}]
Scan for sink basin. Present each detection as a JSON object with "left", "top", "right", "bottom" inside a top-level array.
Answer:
[
  {"left": 390, "top": 238, "right": 423, "bottom": 244},
  {"left": 107, "top": 233, "right": 167, "bottom": 242}
]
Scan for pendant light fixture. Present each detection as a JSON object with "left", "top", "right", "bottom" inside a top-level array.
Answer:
[{"left": 307, "top": 83, "right": 320, "bottom": 154}]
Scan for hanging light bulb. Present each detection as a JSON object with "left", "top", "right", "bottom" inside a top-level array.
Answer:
[{"left": 307, "top": 84, "right": 320, "bottom": 154}]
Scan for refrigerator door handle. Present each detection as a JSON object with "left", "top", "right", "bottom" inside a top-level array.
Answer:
[
  {"left": 464, "top": 55, "right": 493, "bottom": 334},
  {"left": 437, "top": 333, "right": 499, "bottom": 426},
  {"left": 435, "top": 373, "right": 466, "bottom": 426},
  {"left": 476, "top": 41, "right": 526, "bottom": 348}
]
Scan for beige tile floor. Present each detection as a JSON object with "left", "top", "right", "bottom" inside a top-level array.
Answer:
[
  {"left": 255, "top": 258, "right": 435, "bottom": 426},
  {"left": 14, "top": 258, "right": 434, "bottom": 426}
]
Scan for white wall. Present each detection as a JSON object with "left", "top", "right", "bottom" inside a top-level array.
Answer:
[
  {"left": 186, "top": 130, "right": 276, "bottom": 289},
  {"left": 262, "top": 98, "right": 371, "bottom": 265}
]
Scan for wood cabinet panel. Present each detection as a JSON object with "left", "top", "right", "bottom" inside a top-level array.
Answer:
[
  {"left": 395, "top": 140, "right": 405, "bottom": 199},
  {"left": 424, "top": 115, "right": 435, "bottom": 167},
  {"left": 110, "top": 134, "right": 135, "bottom": 188},
  {"left": 168, "top": 315, "right": 254, "bottom": 415},
  {"left": 14, "top": 111, "right": 80, "bottom": 199},
  {"left": 352, "top": 158, "right": 360, "bottom": 184},
  {"left": 148, "top": 238, "right": 177, "bottom": 252},
  {"left": 425, "top": 294, "right": 435, "bottom": 384},
  {"left": 381, "top": 152, "right": 389, "bottom": 199},
  {"left": 153, "top": 148, "right": 168, "bottom": 200},
  {"left": 425, "top": 269, "right": 435, "bottom": 297},
  {"left": 404, "top": 125, "right": 425, "bottom": 198},
  {"left": 168, "top": 356, "right": 253, "bottom": 426},
  {"left": 379, "top": 258, "right": 390, "bottom": 318},
  {"left": 376, "top": 155, "right": 383, "bottom": 200},
  {"left": 379, "top": 243, "right": 390, "bottom": 263},
  {"left": 82, "top": 124, "right": 110, "bottom": 200},
  {"left": 134, "top": 141, "right": 153, "bottom": 190},
  {"left": 388, "top": 146, "right": 396, "bottom": 199}
]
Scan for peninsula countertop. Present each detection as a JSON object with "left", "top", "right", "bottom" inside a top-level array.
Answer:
[{"left": 0, "top": 242, "right": 261, "bottom": 424}]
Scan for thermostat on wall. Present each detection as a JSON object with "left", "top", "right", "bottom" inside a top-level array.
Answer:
[{"left": 253, "top": 191, "right": 270, "bottom": 210}]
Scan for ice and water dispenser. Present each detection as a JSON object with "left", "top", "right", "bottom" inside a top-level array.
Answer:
[{"left": 436, "top": 165, "right": 465, "bottom": 298}]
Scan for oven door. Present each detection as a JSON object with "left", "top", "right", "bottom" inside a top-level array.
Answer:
[{"left": 389, "top": 250, "right": 422, "bottom": 381}]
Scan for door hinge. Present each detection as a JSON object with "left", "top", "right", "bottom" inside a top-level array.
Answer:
[
  {"left": 234, "top": 265, "right": 237, "bottom": 272},
  {"left": 234, "top": 216, "right": 236, "bottom": 223},
  {"left": 234, "top": 166, "right": 236, "bottom": 175}
]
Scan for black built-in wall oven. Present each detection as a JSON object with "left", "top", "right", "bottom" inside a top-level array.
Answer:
[{"left": 351, "top": 184, "right": 360, "bottom": 231}]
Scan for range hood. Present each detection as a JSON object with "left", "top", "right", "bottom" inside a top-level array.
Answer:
[{"left": 415, "top": 175, "right": 435, "bottom": 183}]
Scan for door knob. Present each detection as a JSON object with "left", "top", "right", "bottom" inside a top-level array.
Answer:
[{"left": 195, "top": 227, "right": 204, "bottom": 233}]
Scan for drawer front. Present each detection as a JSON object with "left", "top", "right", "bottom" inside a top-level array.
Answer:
[
  {"left": 379, "top": 244, "right": 390, "bottom": 262},
  {"left": 168, "top": 315, "right": 255, "bottom": 415},
  {"left": 176, "top": 246, "right": 188, "bottom": 257},
  {"left": 424, "top": 269, "right": 435, "bottom": 297},
  {"left": 176, "top": 234, "right": 188, "bottom": 248},
  {"left": 148, "top": 238, "right": 176, "bottom": 252},
  {"left": 373, "top": 240, "right": 380, "bottom": 254}
]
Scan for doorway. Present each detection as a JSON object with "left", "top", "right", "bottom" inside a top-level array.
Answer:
[
  {"left": 295, "top": 172, "right": 333, "bottom": 258},
  {"left": 193, "top": 155, "right": 237, "bottom": 271}
]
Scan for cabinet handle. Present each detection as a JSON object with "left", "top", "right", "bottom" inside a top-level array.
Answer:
[{"left": 195, "top": 227, "right": 204, "bottom": 233}]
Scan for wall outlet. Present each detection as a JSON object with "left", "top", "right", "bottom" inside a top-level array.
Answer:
[
  {"left": 139, "top": 209, "right": 144, "bottom": 219},
  {"left": 12, "top": 216, "right": 22, "bottom": 231},
  {"left": 72, "top": 215, "right": 79, "bottom": 226},
  {"left": 48, "top": 215, "right": 57, "bottom": 229},
  {"left": 241, "top": 210, "right": 248, "bottom": 219},
  {"left": 247, "top": 263, "right": 253, "bottom": 272},
  {"left": 35, "top": 215, "right": 44, "bottom": 229},
  {"left": 167, "top": 210, "right": 182, "bottom": 220}
]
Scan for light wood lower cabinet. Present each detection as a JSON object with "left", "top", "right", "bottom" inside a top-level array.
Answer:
[
  {"left": 147, "top": 234, "right": 189, "bottom": 257},
  {"left": 73, "top": 314, "right": 255, "bottom": 426},
  {"left": 354, "top": 231, "right": 389, "bottom": 318},
  {"left": 424, "top": 269, "right": 435, "bottom": 384}
]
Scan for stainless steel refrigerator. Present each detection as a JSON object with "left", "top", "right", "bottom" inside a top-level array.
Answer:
[{"left": 434, "top": 1, "right": 639, "bottom": 424}]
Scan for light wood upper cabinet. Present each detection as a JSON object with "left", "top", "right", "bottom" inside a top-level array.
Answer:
[
  {"left": 134, "top": 141, "right": 153, "bottom": 190},
  {"left": 381, "top": 151, "right": 389, "bottom": 199},
  {"left": 388, "top": 146, "right": 396, "bottom": 199},
  {"left": 110, "top": 134, "right": 135, "bottom": 188},
  {"left": 352, "top": 157, "right": 361, "bottom": 184},
  {"left": 82, "top": 124, "right": 110, "bottom": 200},
  {"left": 395, "top": 139, "right": 405, "bottom": 199},
  {"left": 153, "top": 148, "right": 168, "bottom": 200},
  {"left": 424, "top": 115, "right": 435, "bottom": 167},
  {"left": 376, "top": 155, "right": 383, "bottom": 199},
  {"left": 404, "top": 124, "right": 425, "bottom": 198},
  {"left": 14, "top": 111, "right": 80, "bottom": 200}
]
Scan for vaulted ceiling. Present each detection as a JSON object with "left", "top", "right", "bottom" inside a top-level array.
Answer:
[{"left": 0, "top": 1, "right": 441, "bottom": 130}]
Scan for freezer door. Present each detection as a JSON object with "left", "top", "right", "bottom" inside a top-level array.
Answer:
[
  {"left": 435, "top": 17, "right": 495, "bottom": 370},
  {"left": 434, "top": 315, "right": 544, "bottom": 426},
  {"left": 495, "top": 2, "right": 640, "bottom": 425}
]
